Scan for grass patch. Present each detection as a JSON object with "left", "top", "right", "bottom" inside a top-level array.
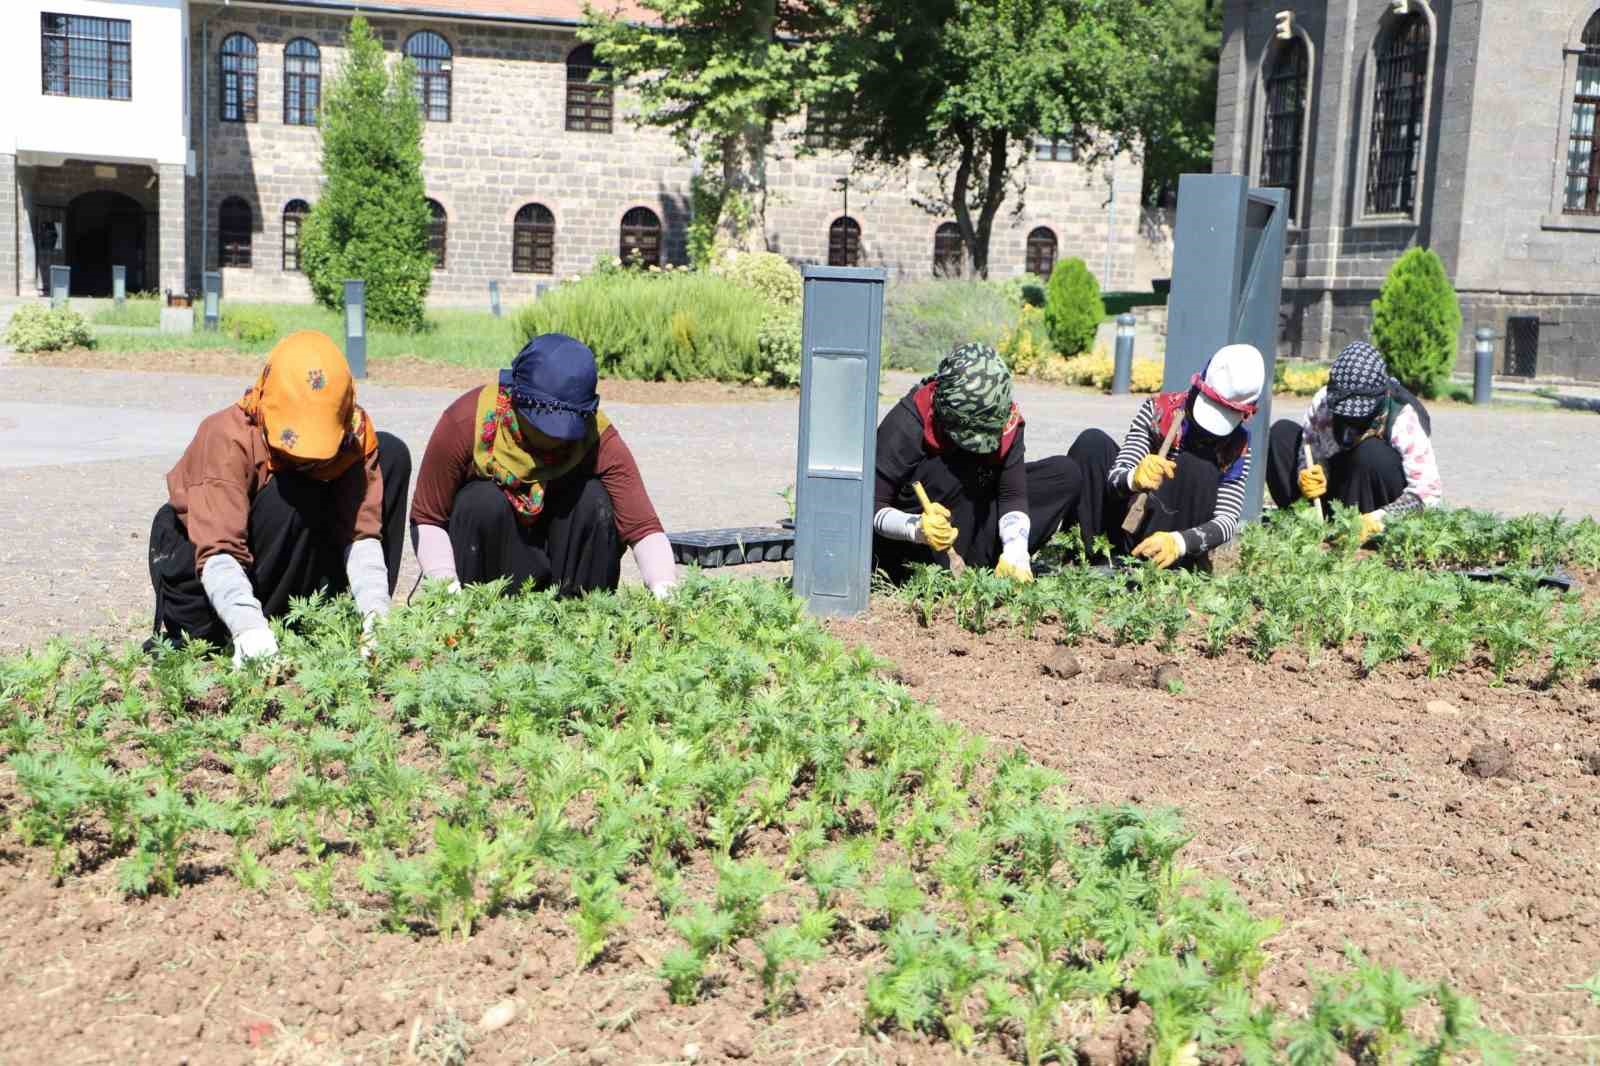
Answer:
[{"left": 90, "top": 302, "right": 161, "bottom": 328}]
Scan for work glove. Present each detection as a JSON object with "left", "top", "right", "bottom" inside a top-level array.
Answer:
[
  {"left": 1359, "top": 510, "right": 1386, "bottom": 543},
  {"left": 231, "top": 626, "right": 280, "bottom": 669},
  {"left": 648, "top": 580, "right": 678, "bottom": 601},
  {"left": 918, "top": 502, "right": 958, "bottom": 553},
  {"left": 1298, "top": 463, "right": 1328, "bottom": 501},
  {"left": 1132, "top": 454, "right": 1177, "bottom": 493},
  {"left": 995, "top": 557, "right": 1034, "bottom": 583},
  {"left": 359, "top": 611, "right": 380, "bottom": 661},
  {"left": 1132, "top": 530, "right": 1184, "bottom": 570}
]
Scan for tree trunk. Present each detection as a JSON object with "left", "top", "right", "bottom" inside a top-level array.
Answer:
[
  {"left": 951, "top": 126, "right": 979, "bottom": 278},
  {"left": 712, "top": 0, "right": 777, "bottom": 257},
  {"left": 950, "top": 126, "right": 1010, "bottom": 279},
  {"left": 971, "top": 129, "right": 1009, "bottom": 279}
]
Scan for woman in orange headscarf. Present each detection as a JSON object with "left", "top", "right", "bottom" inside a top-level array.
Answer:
[{"left": 147, "top": 330, "right": 411, "bottom": 663}]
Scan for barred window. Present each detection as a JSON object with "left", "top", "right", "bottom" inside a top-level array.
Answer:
[
  {"left": 1565, "top": 14, "right": 1600, "bottom": 214},
  {"left": 828, "top": 216, "right": 861, "bottom": 267},
  {"left": 427, "top": 199, "right": 448, "bottom": 270},
  {"left": 933, "top": 222, "right": 963, "bottom": 277},
  {"left": 407, "top": 31, "right": 452, "bottom": 122},
  {"left": 1034, "top": 133, "right": 1076, "bottom": 162},
  {"left": 1364, "top": 14, "right": 1429, "bottom": 216},
  {"left": 805, "top": 106, "right": 844, "bottom": 149},
  {"left": 41, "top": 13, "right": 131, "bottom": 101},
  {"left": 284, "top": 38, "right": 321, "bottom": 126},
  {"left": 1025, "top": 227, "right": 1057, "bottom": 278},
  {"left": 282, "top": 199, "right": 310, "bottom": 272},
  {"left": 513, "top": 203, "right": 556, "bottom": 274},
  {"left": 219, "top": 197, "right": 253, "bottom": 268},
  {"left": 620, "top": 206, "right": 662, "bottom": 267},
  {"left": 1259, "top": 37, "right": 1308, "bottom": 220},
  {"left": 566, "top": 45, "right": 613, "bottom": 133},
  {"left": 220, "top": 33, "right": 257, "bottom": 123}
]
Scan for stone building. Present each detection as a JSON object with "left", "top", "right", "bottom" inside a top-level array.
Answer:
[
  {"left": 1, "top": 0, "right": 1143, "bottom": 309},
  {"left": 1215, "top": 0, "right": 1600, "bottom": 379}
]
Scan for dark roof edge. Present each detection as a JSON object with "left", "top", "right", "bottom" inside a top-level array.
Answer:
[{"left": 228, "top": 0, "right": 588, "bottom": 29}]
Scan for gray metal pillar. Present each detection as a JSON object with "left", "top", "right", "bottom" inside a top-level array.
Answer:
[
  {"left": 112, "top": 265, "right": 126, "bottom": 305},
  {"left": 792, "top": 266, "right": 886, "bottom": 617},
  {"left": 49, "top": 265, "right": 70, "bottom": 308},
  {"left": 202, "top": 271, "right": 221, "bottom": 330},
  {"left": 1474, "top": 327, "right": 1495, "bottom": 405},
  {"left": 1111, "top": 313, "right": 1136, "bottom": 395},
  {"left": 344, "top": 279, "right": 367, "bottom": 379},
  {"left": 489, "top": 280, "right": 502, "bottom": 318}
]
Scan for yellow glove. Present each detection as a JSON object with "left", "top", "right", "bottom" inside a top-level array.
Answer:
[
  {"left": 1298, "top": 464, "right": 1328, "bottom": 501},
  {"left": 919, "top": 502, "right": 958, "bottom": 552},
  {"left": 1359, "top": 510, "right": 1386, "bottom": 543},
  {"left": 1132, "top": 454, "right": 1177, "bottom": 493},
  {"left": 995, "top": 556, "right": 1033, "bottom": 583},
  {"left": 1132, "top": 530, "right": 1184, "bottom": 570}
]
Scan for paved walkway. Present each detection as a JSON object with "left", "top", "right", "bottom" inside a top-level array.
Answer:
[{"left": 2, "top": 363, "right": 1598, "bottom": 650}]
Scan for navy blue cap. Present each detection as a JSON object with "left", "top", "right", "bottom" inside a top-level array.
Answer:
[{"left": 499, "top": 333, "right": 600, "bottom": 441}]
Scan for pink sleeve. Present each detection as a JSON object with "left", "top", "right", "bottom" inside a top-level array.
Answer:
[{"left": 1388, "top": 405, "right": 1442, "bottom": 508}]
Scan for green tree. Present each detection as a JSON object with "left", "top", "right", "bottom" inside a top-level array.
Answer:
[
  {"left": 1369, "top": 248, "right": 1463, "bottom": 399},
  {"left": 835, "top": 0, "right": 1175, "bottom": 277},
  {"left": 1134, "top": 0, "right": 1222, "bottom": 206},
  {"left": 1044, "top": 257, "right": 1103, "bottom": 357},
  {"left": 582, "top": 0, "right": 858, "bottom": 259},
  {"left": 299, "top": 16, "right": 432, "bottom": 332}
]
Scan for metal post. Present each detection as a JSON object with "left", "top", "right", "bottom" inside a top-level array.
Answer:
[
  {"left": 202, "top": 271, "right": 221, "bottom": 330},
  {"left": 49, "top": 265, "right": 70, "bottom": 308},
  {"left": 1112, "top": 313, "right": 1136, "bottom": 395},
  {"left": 112, "top": 265, "right": 126, "bottom": 306},
  {"left": 344, "top": 279, "right": 367, "bottom": 379},
  {"left": 1474, "top": 327, "right": 1495, "bottom": 405},
  {"left": 489, "top": 280, "right": 502, "bottom": 318}
]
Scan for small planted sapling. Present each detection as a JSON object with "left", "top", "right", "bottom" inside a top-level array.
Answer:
[
  {"left": 572, "top": 871, "right": 628, "bottom": 967},
  {"left": 757, "top": 922, "right": 824, "bottom": 1015}
]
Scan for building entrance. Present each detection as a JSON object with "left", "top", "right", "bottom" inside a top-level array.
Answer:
[{"left": 67, "top": 190, "right": 147, "bottom": 296}]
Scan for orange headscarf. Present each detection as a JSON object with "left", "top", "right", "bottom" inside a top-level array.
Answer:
[{"left": 238, "top": 330, "right": 377, "bottom": 481}]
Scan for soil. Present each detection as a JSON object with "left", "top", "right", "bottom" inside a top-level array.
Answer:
[
  {"left": 16, "top": 348, "right": 787, "bottom": 405},
  {"left": 3, "top": 603, "right": 1599, "bottom": 1064}
]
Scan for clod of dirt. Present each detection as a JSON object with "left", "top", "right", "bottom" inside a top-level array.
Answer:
[
  {"left": 1041, "top": 648, "right": 1082, "bottom": 680},
  {"left": 1581, "top": 751, "right": 1600, "bottom": 777},
  {"left": 1426, "top": 700, "right": 1462, "bottom": 717},
  {"left": 1153, "top": 663, "right": 1184, "bottom": 692},
  {"left": 1096, "top": 661, "right": 1146, "bottom": 685},
  {"left": 1462, "top": 742, "right": 1516, "bottom": 780},
  {"left": 478, "top": 1000, "right": 517, "bottom": 1032}
]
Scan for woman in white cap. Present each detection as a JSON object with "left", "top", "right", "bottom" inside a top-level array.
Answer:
[
  {"left": 1265, "top": 341, "right": 1441, "bottom": 541},
  {"left": 1069, "top": 343, "right": 1265, "bottom": 568}
]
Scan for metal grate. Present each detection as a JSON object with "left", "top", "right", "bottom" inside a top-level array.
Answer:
[
  {"left": 284, "top": 38, "right": 320, "bottom": 126},
  {"left": 426, "top": 199, "right": 447, "bottom": 270},
  {"left": 565, "top": 45, "right": 613, "bottom": 133},
  {"left": 1259, "top": 37, "right": 1307, "bottom": 219},
  {"left": 512, "top": 203, "right": 555, "bottom": 274},
  {"left": 406, "top": 31, "right": 452, "bottom": 122},
  {"left": 1565, "top": 14, "right": 1600, "bottom": 214},
  {"left": 1364, "top": 14, "right": 1429, "bottom": 216},
  {"left": 933, "top": 222, "right": 962, "bottom": 277},
  {"left": 282, "top": 199, "right": 309, "bottom": 272},
  {"left": 41, "top": 13, "right": 131, "bottom": 101},
  {"left": 804, "top": 106, "right": 844, "bottom": 149},
  {"left": 1025, "top": 226, "right": 1057, "bottom": 277},
  {"left": 828, "top": 216, "right": 861, "bottom": 267},
  {"left": 620, "top": 206, "right": 662, "bottom": 267},
  {"left": 1505, "top": 316, "right": 1540, "bottom": 377},
  {"left": 220, "top": 33, "right": 257, "bottom": 123}
]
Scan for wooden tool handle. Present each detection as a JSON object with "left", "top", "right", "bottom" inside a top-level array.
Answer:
[
  {"left": 912, "top": 481, "right": 966, "bottom": 575},
  {"left": 1122, "top": 418, "right": 1183, "bottom": 535},
  {"left": 1302, "top": 443, "right": 1324, "bottom": 520}
]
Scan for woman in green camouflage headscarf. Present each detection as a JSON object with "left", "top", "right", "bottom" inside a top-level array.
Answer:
[{"left": 871, "top": 342, "right": 1083, "bottom": 584}]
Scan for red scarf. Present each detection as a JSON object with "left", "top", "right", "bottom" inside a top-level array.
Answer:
[{"left": 912, "top": 381, "right": 1024, "bottom": 466}]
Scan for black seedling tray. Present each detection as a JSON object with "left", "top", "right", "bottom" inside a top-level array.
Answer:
[
  {"left": 1457, "top": 566, "right": 1576, "bottom": 592},
  {"left": 669, "top": 526, "right": 796, "bottom": 568}
]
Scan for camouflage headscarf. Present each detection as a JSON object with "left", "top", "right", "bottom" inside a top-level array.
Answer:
[{"left": 926, "top": 342, "right": 1014, "bottom": 454}]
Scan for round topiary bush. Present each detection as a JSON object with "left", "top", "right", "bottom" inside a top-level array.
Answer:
[
  {"left": 715, "top": 251, "right": 802, "bottom": 308},
  {"left": 1369, "top": 247, "right": 1462, "bottom": 399},
  {"left": 1044, "top": 258, "right": 1104, "bottom": 358},
  {"left": 4, "top": 305, "right": 95, "bottom": 353}
]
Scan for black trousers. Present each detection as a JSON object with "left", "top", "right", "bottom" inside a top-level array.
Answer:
[
  {"left": 448, "top": 477, "right": 623, "bottom": 597},
  {"left": 1265, "top": 420, "right": 1407, "bottom": 514},
  {"left": 1069, "top": 428, "right": 1221, "bottom": 559},
  {"left": 148, "top": 432, "right": 411, "bottom": 645},
  {"left": 872, "top": 454, "right": 1082, "bottom": 583}
]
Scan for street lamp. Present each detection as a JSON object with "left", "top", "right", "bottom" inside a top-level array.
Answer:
[
  {"left": 49, "top": 265, "right": 71, "bottom": 309},
  {"left": 112, "top": 265, "right": 126, "bottom": 306},
  {"left": 202, "top": 271, "right": 221, "bottom": 330},
  {"left": 344, "top": 279, "right": 367, "bottom": 379}
]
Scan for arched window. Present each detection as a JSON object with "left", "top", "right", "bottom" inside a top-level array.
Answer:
[
  {"left": 406, "top": 31, "right": 452, "bottom": 122},
  {"left": 620, "top": 206, "right": 662, "bottom": 266},
  {"left": 282, "top": 199, "right": 310, "bottom": 272},
  {"left": 513, "top": 203, "right": 556, "bottom": 274},
  {"left": 219, "top": 33, "right": 258, "bottom": 123},
  {"left": 828, "top": 216, "right": 861, "bottom": 267},
  {"left": 284, "top": 38, "right": 321, "bottom": 126},
  {"left": 1025, "top": 227, "right": 1057, "bottom": 278},
  {"left": 219, "top": 197, "right": 253, "bottom": 268},
  {"left": 1259, "top": 37, "right": 1308, "bottom": 219},
  {"left": 427, "top": 199, "right": 448, "bottom": 270},
  {"left": 933, "top": 222, "right": 963, "bottom": 277},
  {"left": 566, "top": 45, "right": 613, "bottom": 133},
  {"left": 1565, "top": 14, "right": 1600, "bottom": 214},
  {"left": 1364, "top": 14, "right": 1429, "bottom": 216}
]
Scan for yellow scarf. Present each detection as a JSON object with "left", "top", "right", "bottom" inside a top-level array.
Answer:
[{"left": 471, "top": 383, "right": 609, "bottom": 523}]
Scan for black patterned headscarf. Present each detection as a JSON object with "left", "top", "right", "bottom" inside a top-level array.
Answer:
[{"left": 1327, "top": 342, "right": 1390, "bottom": 419}]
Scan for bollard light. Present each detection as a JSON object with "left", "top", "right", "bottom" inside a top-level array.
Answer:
[
  {"left": 202, "top": 271, "right": 222, "bottom": 330},
  {"left": 1112, "top": 312, "right": 1137, "bottom": 395},
  {"left": 112, "top": 265, "right": 126, "bottom": 306},
  {"left": 344, "top": 279, "right": 367, "bottom": 379},
  {"left": 489, "top": 280, "right": 502, "bottom": 318},
  {"left": 535, "top": 281, "right": 550, "bottom": 301},
  {"left": 49, "top": 265, "right": 71, "bottom": 308},
  {"left": 1473, "top": 327, "right": 1495, "bottom": 406}
]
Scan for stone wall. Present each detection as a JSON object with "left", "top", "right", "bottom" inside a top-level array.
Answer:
[
  {"left": 185, "top": 4, "right": 1142, "bottom": 308},
  {"left": 0, "top": 154, "right": 15, "bottom": 297}
]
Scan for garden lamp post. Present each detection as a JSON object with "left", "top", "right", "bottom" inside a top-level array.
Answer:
[
  {"left": 49, "top": 265, "right": 70, "bottom": 309},
  {"left": 344, "top": 280, "right": 367, "bottom": 379},
  {"left": 489, "top": 280, "right": 502, "bottom": 318},
  {"left": 1474, "top": 327, "right": 1496, "bottom": 406},
  {"left": 112, "top": 265, "right": 126, "bottom": 306},
  {"left": 202, "top": 271, "right": 221, "bottom": 331},
  {"left": 1112, "top": 313, "right": 1137, "bottom": 395}
]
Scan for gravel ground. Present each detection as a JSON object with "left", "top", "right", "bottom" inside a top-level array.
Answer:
[{"left": 2, "top": 362, "right": 1597, "bottom": 650}]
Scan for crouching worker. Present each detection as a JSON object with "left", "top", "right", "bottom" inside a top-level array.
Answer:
[
  {"left": 409, "top": 333, "right": 677, "bottom": 598},
  {"left": 872, "top": 342, "right": 1082, "bottom": 584},
  {"left": 1266, "top": 341, "right": 1441, "bottom": 541},
  {"left": 148, "top": 331, "right": 410, "bottom": 664},
  {"left": 1070, "top": 344, "right": 1265, "bottom": 569}
]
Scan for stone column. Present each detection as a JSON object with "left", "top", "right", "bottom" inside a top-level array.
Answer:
[
  {"left": 0, "top": 154, "right": 16, "bottom": 297},
  {"left": 158, "top": 162, "right": 188, "bottom": 297}
]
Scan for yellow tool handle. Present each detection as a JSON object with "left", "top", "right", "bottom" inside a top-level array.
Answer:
[{"left": 911, "top": 481, "right": 966, "bottom": 575}]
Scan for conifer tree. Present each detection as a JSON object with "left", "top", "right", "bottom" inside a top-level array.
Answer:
[{"left": 1370, "top": 248, "right": 1462, "bottom": 398}]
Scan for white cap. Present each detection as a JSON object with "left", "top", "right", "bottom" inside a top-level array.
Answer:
[{"left": 1191, "top": 343, "right": 1265, "bottom": 436}]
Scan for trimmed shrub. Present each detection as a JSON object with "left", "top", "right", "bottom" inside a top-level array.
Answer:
[
  {"left": 1369, "top": 247, "right": 1462, "bottom": 398},
  {"left": 996, "top": 273, "right": 1047, "bottom": 310},
  {"left": 1044, "top": 258, "right": 1104, "bottom": 357},
  {"left": 998, "top": 305, "right": 1052, "bottom": 376},
  {"left": 221, "top": 309, "right": 278, "bottom": 345},
  {"left": 5, "top": 305, "right": 94, "bottom": 353},
  {"left": 716, "top": 251, "right": 802, "bottom": 308},
  {"left": 716, "top": 252, "right": 803, "bottom": 386},
  {"left": 883, "top": 280, "right": 1013, "bottom": 371},
  {"left": 1037, "top": 346, "right": 1162, "bottom": 392},
  {"left": 1278, "top": 363, "right": 1329, "bottom": 396}
]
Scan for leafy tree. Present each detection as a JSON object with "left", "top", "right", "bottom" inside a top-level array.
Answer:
[
  {"left": 1044, "top": 257, "right": 1104, "bottom": 357},
  {"left": 1369, "top": 248, "right": 1463, "bottom": 399},
  {"left": 1134, "top": 0, "right": 1222, "bottom": 206},
  {"left": 581, "top": 0, "right": 858, "bottom": 259},
  {"left": 835, "top": 0, "right": 1174, "bottom": 277},
  {"left": 299, "top": 16, "right": 433, "bottom": 332}
]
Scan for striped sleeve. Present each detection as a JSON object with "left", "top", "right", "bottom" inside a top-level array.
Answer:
[
  {"left": 1178, "top": 451, "right": 1249, "bottom": 556},
  {"left": 1107, "top": 398, "right": 1159, "bottom": 495}
]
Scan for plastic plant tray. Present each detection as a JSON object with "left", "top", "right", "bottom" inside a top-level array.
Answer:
[{"left": 669, "top": 526, "right": 796, "bottom": 568}]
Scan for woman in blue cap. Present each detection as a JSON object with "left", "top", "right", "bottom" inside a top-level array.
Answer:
[{"left": 409, "top": 333, "right": 678, "bottom": 597}]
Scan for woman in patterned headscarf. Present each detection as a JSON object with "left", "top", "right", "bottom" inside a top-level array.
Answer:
[
  {"left": 872, "top": 342, "right": 1082, "bottom": 584},
  {"left": 147, "top": 331, "right": 411, "bottom": 665},
  {"left": 1266, "top": 341, "right": 1441, "bottom": 542}
]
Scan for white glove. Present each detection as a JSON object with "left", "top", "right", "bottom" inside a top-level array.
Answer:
[
  {"left": 649, "top": 580, "right": 677, "bottom": 601},
  {"left": 999, "top": 539, "right": 1034, "bottom": 581},
  {"left": 360, "top": 611, "right": 379, "bottom": 660},
  {"left": 232, "top": 626, "right": 279, "bottom": 668},
  {"left": 446, "top": 579, "right": 462, "bottom": 594}
]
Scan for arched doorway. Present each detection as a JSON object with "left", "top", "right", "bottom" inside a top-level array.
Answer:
[{"left": 67, "top": 190, "right": 147, "bottom": 296}]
